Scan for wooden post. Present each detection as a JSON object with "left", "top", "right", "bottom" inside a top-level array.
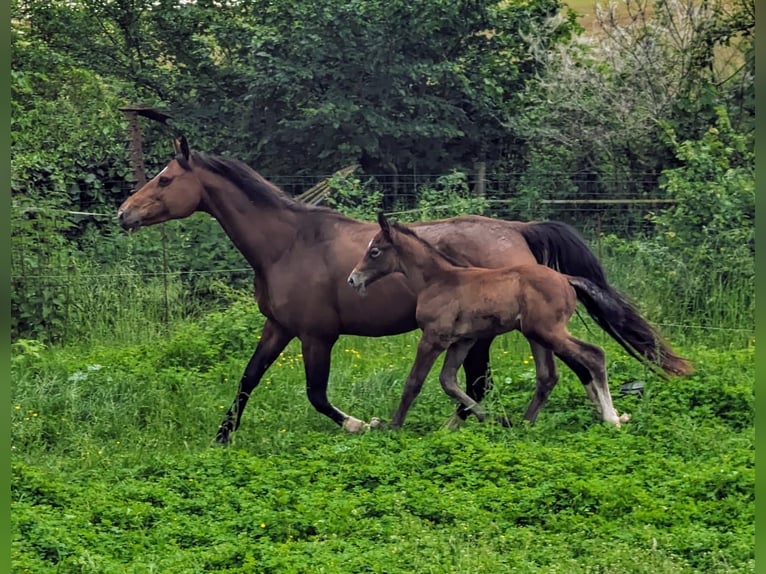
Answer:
[
  {"left": 120, "top": 106, "right": 170, "bottom": 333},
  {"left": 473, "top": 161, "right": 487, "bottom": 197},
  {"left": 121, "top": 109, "right": 147, "bottom": 188}
]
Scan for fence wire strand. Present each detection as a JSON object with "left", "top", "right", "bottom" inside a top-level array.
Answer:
[{"left": 11, "top": 175, "right": 753, "bottom": 343}]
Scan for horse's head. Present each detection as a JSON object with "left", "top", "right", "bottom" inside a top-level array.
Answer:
[
  {"left": 347, "top": 212, "right": 404, "bottom": 297},
  {"left": 117, "top": 136, "right": 204, "bottom": 230}
]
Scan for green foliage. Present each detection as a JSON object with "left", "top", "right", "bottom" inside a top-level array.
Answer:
[
  {"left": 323, "top": 173, "right": 385, "bottom": 221},
  {"left": 652, "top": 108, "right": 754, "bottom": 275},
  {"left": 10, "top": 207, "right": 77, "bottom": 342},
  {"left": 597, "top": 232, "right": 752, "bottom": 348},
  {"left": 397, "top": 171, "right": 490, "bottom": 222},
  {"left": 218, "top": 0, "right": 577, "bottom": 178},
  {"left": 612, "top": 107, "right": 756, "bottom": 334},
  {"left": 510, "top": 0, "right": 754, "bottom": 227},
  {"left": 10, "top": 306, "right": 754, "bottom": 572},
  {"left": 11, "top": 51, "right": 134, "bottom": 206},
  {"left": 507, "top": 145, "right": 578, "bottom": 221}
]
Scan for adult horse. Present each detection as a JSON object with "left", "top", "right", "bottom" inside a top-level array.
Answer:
[{"left": 117, "top": 136, "right": 691, "bottom": 444}]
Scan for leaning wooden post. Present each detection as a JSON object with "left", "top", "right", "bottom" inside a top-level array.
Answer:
[
  {"left": 121, "top": 109, "right": 147, "bottom": 188},
  {"left": 120, "top": 106, "right": 170, "bottom": 334}
]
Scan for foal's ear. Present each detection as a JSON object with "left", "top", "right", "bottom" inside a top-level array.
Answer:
[
  {"left": 173, "top": 135, "right": 190, "bottom": 162},
  {"left": 377, "top": 212, "right": 391, "bottom": 238}
]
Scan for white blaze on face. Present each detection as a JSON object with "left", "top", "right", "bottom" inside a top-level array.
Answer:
[{"left": 158, "top": 166, "right": 169, "bottom": 177}]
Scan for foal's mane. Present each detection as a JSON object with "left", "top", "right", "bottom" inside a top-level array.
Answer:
[
  {"left": 391, "top": 221, "right": 469, "bottom": 268},
  {"left": 183, "top": 151, "right": 350, "bottom": 219}
]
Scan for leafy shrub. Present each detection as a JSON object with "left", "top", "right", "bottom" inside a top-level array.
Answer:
[
  {"left": 323, "top": 173, "right": 384, "bottom": 221},
  {"left": 651, "top": 107, "right": 754, "bottom": 283}
]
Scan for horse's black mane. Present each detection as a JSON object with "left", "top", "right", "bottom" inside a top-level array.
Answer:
[
  {"left": 391, "top": 221, "right": 469, "bottom": 268},
  {"left": 184, "top": 151, "right": 349, "bottom": 219}
]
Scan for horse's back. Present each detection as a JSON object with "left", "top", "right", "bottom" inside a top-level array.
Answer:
[
  {"left": 413, "top": 216, "right": 537, "bottom": 269},
  {"left": 421, "top": 264, "right": 576, "bottom": 340}
]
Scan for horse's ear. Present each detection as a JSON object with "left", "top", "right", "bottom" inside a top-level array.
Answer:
[
  {"left": 174, "top": 135, "right": 190, "bottom": 162},
  {"left": 377, "top": 212, "right": 391, "bottom": 238}
]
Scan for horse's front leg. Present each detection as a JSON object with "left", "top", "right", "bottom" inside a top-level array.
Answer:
[
  {"left": 300, "top": 335, "right": 369, "bottom": 432},
  {"left": 389, "top": 336, "right": 445, "bottom": 429},
  {"left": 216, "top": 319, "right": 294, "bottom": 445}
]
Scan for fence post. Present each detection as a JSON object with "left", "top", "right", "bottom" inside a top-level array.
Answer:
[{"left": 120, "top": 106, "right": 170, "bottom": 334}]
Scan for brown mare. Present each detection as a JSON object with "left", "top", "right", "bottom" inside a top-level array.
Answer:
[
  {"left": 348, "top": 214, "right": 691, "bottom": 428},
  {"left": 117, "top": 136, "right": 692, "bottom": 443}
]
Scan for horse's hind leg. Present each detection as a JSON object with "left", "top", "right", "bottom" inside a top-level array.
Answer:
[
  {"left": 523, "top": 340, "right": 559, "bottom": 424},
  {"left": 456, "top": 337, "right": 494, "bottom": 421},
  {"left": 439, "top": 339, "right": 487, "bottom": 423},
  {"left": 551, "top": 336, "right": 627, "bottom": 427},
  {"left": 216, "top": 319, "right": 294, "bottom": 445}
]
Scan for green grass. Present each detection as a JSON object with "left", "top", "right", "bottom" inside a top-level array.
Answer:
[{"left": 11, "top": 300, "right": 754, "bottom": 573}]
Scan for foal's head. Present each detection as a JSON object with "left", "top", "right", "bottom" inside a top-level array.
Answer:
[
  {"left": 347, "top": 212, "right": 410, "bottom": 297},
  {"left": 117, "top": 136, "right": 204, "bottom": 230}
]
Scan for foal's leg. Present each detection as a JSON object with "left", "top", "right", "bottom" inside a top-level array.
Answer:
[
  {"left": 522, "top": 340, "right": 560, "bottom": 424},
  {"left": 389, "top": 336, "right": 446, "bottom": 429},
  {"left": 216, "top": 319, "right": 294, "bottom": 445},
  {"left": 554, "top": 336, "right": 628, "bottom": 427},
  {"left": 439, "top": 339, "right": 487, "bottom": 423}
]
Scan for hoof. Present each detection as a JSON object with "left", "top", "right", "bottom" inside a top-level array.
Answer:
[
  {"left": 619, "top": 412, "right": 632, "bottom": 423},
  {"left": 368, "top": 417, "right": 384, "bottom": 430},
  {"left": 496, "top": 415, "right": 512, "bottom": 428},
  {"left": 444, "top": 413, "right": 464, "bottom": 431},
  {"left": 342, "top": 416, "right": 369, "bottom": 433}
]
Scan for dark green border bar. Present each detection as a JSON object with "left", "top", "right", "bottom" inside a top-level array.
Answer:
[
  {"left": 754, "top": 0, "right": 764, "bottom": 568},
  {"left": 3, "top": 1, "right": 13, "bottom": 570}
]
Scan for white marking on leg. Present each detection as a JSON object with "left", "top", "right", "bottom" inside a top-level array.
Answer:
[{"left": 342, "top": 416, "right": 369, "bottom": 433}]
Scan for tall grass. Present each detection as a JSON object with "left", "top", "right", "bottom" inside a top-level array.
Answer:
[{"left": 597, "top": 236, "right": 754, "bottom": 349}]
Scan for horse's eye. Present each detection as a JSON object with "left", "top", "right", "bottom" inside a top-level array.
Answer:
[
  {"left": 158, "top": 176, "right": 171, "bottom": 188},
  {"left": 369, "top": 247, "right": 381, "bottom": 258}
]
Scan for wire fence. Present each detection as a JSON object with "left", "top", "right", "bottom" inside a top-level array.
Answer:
[{"left": 10, "top": 171, "right": 754, "bottom": 348}]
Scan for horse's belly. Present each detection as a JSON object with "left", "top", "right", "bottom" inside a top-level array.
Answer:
[
  {"left": 453, "top": 312, "right": 519, "bottom": 339},
  {"left": 338, "top": 282, "right": 420, "bottom": 336}
]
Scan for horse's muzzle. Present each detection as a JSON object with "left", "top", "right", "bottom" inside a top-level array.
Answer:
[
  {"left": 347, "top": 271, "right": 367, "bottom": 297},
  {"left": 117, "top": 208, "right": 141, "bottom": 231}
]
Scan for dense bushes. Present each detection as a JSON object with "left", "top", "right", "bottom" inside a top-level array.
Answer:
[{"left": 11, "top": 0, "right": 754, "bottom": 345}]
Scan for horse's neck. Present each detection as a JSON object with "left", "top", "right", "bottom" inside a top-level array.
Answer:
[
  {"left": 201, "top": 177, "right": 299, "bottom": 273},
  {"left": 399, "top": 237, "right": 454, "bottom": 292}
]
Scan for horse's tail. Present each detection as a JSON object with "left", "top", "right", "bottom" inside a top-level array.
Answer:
[
  {"left": 566, "top": 275, "right": 694, "bottom": 377},
  {"left": 519, "top": 221, "right": 610, "bottom": 289},
  {"left": 519, "top": 221, "right": 692, "bottom": 376}
]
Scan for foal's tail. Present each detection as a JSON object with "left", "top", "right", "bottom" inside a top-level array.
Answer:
[
  {"left": 566, "top": 275, "right": 694, "bottom": 377},
  {"left": 519, "top": 221, "right": 692, "bottom": 376}
]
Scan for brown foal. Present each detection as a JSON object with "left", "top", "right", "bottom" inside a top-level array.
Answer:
[{"left": 348, "top": 213, "right": 638, "bottom": 429}]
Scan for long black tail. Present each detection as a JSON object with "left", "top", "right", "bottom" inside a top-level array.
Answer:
[{"left": 520, "top": 221, "right": 693, "bottom": 377}]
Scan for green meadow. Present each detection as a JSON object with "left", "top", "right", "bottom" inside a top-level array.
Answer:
[{"left": 11, "top": 292, "right": 754, "bottom": 572}]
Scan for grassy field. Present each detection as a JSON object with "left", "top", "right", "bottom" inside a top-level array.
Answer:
[{"left": 11, "top": 296, "right": 754, "bottom": 573}]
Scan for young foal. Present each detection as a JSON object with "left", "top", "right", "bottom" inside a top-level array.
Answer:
[{"left": 348, "top": 213, "right": 632, "bottom": 429}]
